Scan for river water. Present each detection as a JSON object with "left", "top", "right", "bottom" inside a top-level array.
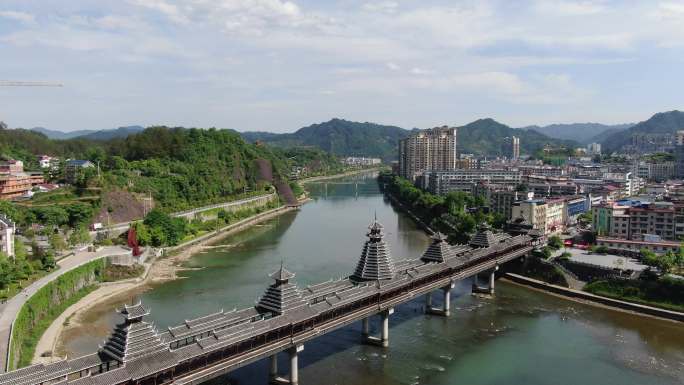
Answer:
[{"left": 61, "top": 172, "right": 684, "bottom": 385}]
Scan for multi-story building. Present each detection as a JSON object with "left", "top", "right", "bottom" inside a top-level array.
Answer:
[
  {"left": 0, "top": 160, "right": 24, "bottom": 174},
  {"left": 518, "top": 165, "right": 564, "bottom": 177},
  {"left": 473, "top": 183, "right": 533, "bottom": 219},
  {"left": 398, "top": 126, "right": 457, "bottom": 180},
  {"left": 675, "top": 130, "right": 684, "bottom": 178},
  {"left": 511, "top": 198, "right": 566, "bottom": 235},
  {"left": 565, "top": 195, "right": 591, "bottom": 225},
  {"left": 633, "top": 161, "right": 675, "bottom": 182},
  {"left": 0, "top": 215, "right": 15, "bottom": 258},
  {"left": 424, "top": 169, "right": 521, "bottom": 195},
  {"left": 628, "top": 202, "right": 675, "bottom": 241},
  {"left": 586, "top": 142, "right": 601, "bottom": 155},
  {"left": 527, "top": 181, "right": 580, "bottom": 197},
  {"left": 342, "top": 157, "right": 381, "bottom": 167},
  {"left": 592, "top": 200, "right": 684, "bottom": 242},
  {"left": 0, "top": 160, "right": 45, "bottom": 200},
  {"left": 503, "top": 136, "right": 520, "bottom": 160}
]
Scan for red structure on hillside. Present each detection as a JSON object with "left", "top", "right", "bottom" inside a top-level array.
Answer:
[{"left": 127, "top": 226, "right": 141, "bottom": 257}]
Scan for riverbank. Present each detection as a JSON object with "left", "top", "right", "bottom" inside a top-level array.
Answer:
[
  {"left": 299, "top": 167, "right": 382, "bottom": 184},
  {"left": 503, "top": 273, "right": 684, "bottom": 323},
  {"left": 34, "top": 204, "right": 302, "bottom": 365}
]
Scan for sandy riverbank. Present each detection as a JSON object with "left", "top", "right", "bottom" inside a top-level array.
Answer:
[{"left": 32, "top": 204, "right": 300, "bottom": 364}]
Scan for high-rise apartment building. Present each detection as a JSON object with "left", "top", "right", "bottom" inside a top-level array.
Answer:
[
  {"left": 503, "top": 136, "right": 520, "bottom": 160},
  {"left": 398, "top": 126, "right": 457, "bottom": 180},
  {"left": 675, "top": 130, "right": 684, "bottom": 178}
]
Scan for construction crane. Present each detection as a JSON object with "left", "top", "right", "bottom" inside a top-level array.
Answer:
[{"left": 0, "top": 80, "right": 63, "bottom": 87}]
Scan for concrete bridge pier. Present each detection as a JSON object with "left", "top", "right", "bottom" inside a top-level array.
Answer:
[
  {"left": 472, "top": 266, "right": 499, "bottom": 295},
  {"left": 362, "top": 308, "right": 394, "bottom": 347},
  {"left": 426, "top": 281, "right": 455, "bottom": 316},
  {"left": 269, "top": 344, "right": 303, "bottom": 385}
]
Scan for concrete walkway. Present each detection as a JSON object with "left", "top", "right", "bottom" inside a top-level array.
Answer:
[{"left": 0, "top": 246, "right": 127, "bottom": 372}]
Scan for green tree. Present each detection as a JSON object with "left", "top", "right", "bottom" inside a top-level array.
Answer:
[
  {"left": 49, "top": 234, "right": 67, "bottom": 252},
  {"left": 548, "top": 235, "right": 563, "bottom": 250},
  {"left": 41, "top": 250, "right": 56, "bottom": 270},
  {"left": 68, "top": 226, "right": 91, "bottom": 246},
  {"left": 14, "top": 239, "right": 27, "bottom": 260}
]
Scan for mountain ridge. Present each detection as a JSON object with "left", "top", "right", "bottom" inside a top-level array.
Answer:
[
  {"left": 523, "top": 122, "right": 634, "bottom": 144},
  {"left": 241, "top": 118, "right": 576, "bottom": 160},
  {"left": 600, "top": 110, "right": 684, "bottom": 152}
]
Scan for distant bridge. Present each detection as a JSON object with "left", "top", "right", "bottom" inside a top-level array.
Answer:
[{"left": 0, "top": 222, "right": 540, "bottom": 385}]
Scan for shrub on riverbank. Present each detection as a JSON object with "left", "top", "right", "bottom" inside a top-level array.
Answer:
[
  {"left": 503, "top": 257, "right": 569, "bottom": 287},
  {"left": 10, "top": 258, "right": 105, "bottom": 369},
  {"left": 584, "top": 277, "right": 684, "bottom": 312}
]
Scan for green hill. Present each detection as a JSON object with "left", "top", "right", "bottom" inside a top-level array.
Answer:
[
  {"left": 241, "top": 118, "right": 410, "bottom": 160},
  {"left": 524, "top": 122, "right": 633, "bottom": 144},
  {"left": 0, "top": 126, "right": 341, "bottom": 211},
  {"left": 601, "top": 110, "right": 684, "bottom": 152},
  {"left": 242, "top": 118, "right": 573, "bottom": 160},
  {"left": 457, "top": 118, "right": 577, "bottom": 155}
]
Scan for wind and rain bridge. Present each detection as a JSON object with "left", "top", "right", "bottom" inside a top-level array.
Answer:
[{"left": 0, "top": 220, "right": 540, "bottom": 385}]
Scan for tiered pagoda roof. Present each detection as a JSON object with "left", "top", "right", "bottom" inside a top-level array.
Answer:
[
  {"left": 421, "top": 232, "right": 453, "bottom": 263},
  {"left": 469, "top": 224, "right": 500, "bottom": 248},
  {"left": 351, "top": 218, "right": 395, "bottom": 281},
  {"left": 100, "top": 302, "right": 168, "bottom": 363},
  {"left": 256, "top": 263, "right": 308, "bottom": 315}
]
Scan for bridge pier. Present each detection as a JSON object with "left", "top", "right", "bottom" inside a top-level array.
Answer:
[
  {"left": 472, "top": 266, "right": 498, "bottom": 295},
  {"left": 362, "top": 308, "right": 393, "bottom": 347},
  {"left": 426, "top": 281, "right": 454, "bottom": 316},
  {"left": 268, "top": 344, "right": 303, "bottom": 385}
]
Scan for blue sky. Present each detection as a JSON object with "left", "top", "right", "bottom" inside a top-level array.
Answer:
[{"left": 0, "top": 0, "right": 683, "bottom": 132}]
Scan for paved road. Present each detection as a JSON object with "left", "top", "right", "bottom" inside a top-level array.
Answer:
[{"left": 0, "top": 246, "right": 128, "bottom": 372}]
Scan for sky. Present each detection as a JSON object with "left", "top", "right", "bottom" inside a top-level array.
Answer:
[{"left": 0, "top": 0, "right": 683, "bottom": 133}]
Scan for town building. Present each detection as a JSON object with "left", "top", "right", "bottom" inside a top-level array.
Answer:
[
  {"left": 676, "top": 130, "right": 684, "bottom": 178},
  {"left": 398, "top": 126, "right": 457, "bottom": 181},
  {"left": 424, "top": 169, "right": 521, "bottom": 195},
  {"left": 65, "top": 160, "right": 95, "bottom": 184},
  {"left": 0, "top": 159, "right": 45, "bottom": 200},
  {"left": 586, "top": 142, "right": 601, "bottom": 155},
  {"left": 503, "top": 136, "right": 520, "bottom": 160},
  {"left": 633, "top": 161, "right": 675, "bottom": 182},
  {"left": 591, "top": 199, "right": 684, "bottom": 242},
  {"left": 342, "top": 157, "right": 382, "bottom": 167},
  {"left": 596, "top": 237, "right": 680, "bottom": 256},
  {"left": 0, "top": 215, "right": 15, "bottom": 258}
]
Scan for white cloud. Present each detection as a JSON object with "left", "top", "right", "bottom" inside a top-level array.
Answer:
[
  {"left": 362, "top": 1, "right": 399, "bottom": 13},
  {"left": 386, "top": 62, "right": 401, "bottom": 71},
  {"left": 0, "top": 11, "right": 36, "bottom": 25},
  {"left": 129, "top": 0, "right": 190, "bottom": 24},
  {"left": 534, "top": 0, "right": 607, "bottom": 16}
]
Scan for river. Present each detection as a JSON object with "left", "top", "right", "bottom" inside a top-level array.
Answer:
[{"left": 60, "top": 172, "right": 684, "bottom": 384}]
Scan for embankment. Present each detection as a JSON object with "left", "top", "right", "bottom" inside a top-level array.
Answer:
[
  {"left": 300, "top": 167, "right": 382, "bottom": 184},
  {"left": 503, "top": 273, "right": 684, "bottom": 323},
  {"left": 9, "top": 258, "right": 106, "bottom": 369}
]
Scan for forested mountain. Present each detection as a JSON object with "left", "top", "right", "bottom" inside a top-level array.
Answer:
[
  {"left": 457, "top": 118, "right": 576, "bottom": 155},
  {"left": 241, "top": 119, "right": 410, "bottom": 160},
  {"left": 0, "top": 126, "right": 341, "bottom": 210},
  {"left": 600, "top": 110, "right": 684, "bottom": 152},
  {"left": 29, "top": 125, "right": 144, "bottom": 140},
  {"left": 29, "top": 127, "right": 96, "bottom": 140},
  {"left": 524, "top": 122, "right": 633, "bottom": 144},
  {"left": 242, "top": 118, "right": 574, "bottom": 160}
]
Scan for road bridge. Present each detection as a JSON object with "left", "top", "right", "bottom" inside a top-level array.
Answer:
[{"left": 0, "top": 221, "right": 541, "bottom": 385}]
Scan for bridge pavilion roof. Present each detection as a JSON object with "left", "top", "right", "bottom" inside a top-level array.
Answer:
[{"left": 351, "top": 218, "right": 395, "bottom": 282}]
